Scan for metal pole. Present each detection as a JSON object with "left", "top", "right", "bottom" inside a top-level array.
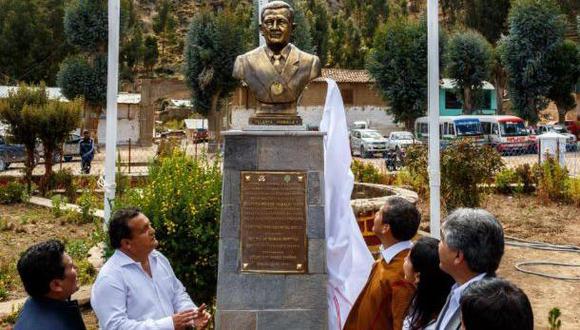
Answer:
[
  {"left": 258, "top": 0, "right": 268, "bottom": 46},
  {"left": 104, "top": 0, "right": 120, "bottom": 225},
  {"left": 427, "top": 0, "right": 441, "bottom": 239}
]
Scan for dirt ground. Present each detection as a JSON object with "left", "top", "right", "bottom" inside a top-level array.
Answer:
[{"left": 0, "top": 204, "right": 96, "bottom": 301}]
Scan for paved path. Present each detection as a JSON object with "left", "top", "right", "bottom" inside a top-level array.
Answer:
[{"left": 28, "top": 196, "right": 104, "bottom": 219}]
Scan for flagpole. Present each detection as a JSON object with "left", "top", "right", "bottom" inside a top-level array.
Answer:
[
  {"left": 427, "top": 0, "right": 441, "bottom": 238},
  {"left": 104, "top": 0, "right": 120, "bottom": 226}
]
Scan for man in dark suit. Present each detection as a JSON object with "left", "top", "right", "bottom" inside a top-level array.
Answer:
[
  {"left": 14, "top": 240, "right": 86, "bottom": 330},
  {"left": 233, "top": 0, "right": 321, "bottom": 125},
  {"left": 433, "top": 208, "right": 505, "bottom": 330}
]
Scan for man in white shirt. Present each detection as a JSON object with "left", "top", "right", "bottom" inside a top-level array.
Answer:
[
  {"left": 434, "top": 208, "right": 505, "bottom": 330},
  {"left": 91, "top": 208, "right": 211, "bottom": 330}
]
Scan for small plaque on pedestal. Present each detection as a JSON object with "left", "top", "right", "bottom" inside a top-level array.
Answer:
[{"left": 240, "top": 171, "right": 307, "bottom": 274}]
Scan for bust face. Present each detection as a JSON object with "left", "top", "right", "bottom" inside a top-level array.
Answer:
[{"left": 261, "top": 8, "right": 293, "bottom": 48}]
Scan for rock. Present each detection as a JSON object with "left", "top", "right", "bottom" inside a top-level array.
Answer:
[{"left": 87, "top": 243, "right": 105, "bottom": 271}]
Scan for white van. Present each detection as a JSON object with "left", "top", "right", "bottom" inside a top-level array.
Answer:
[
  {"left": 414, "top": 116, "right": 486, "bottom": 146},
  {"left": 475, "top": 115, "right": 534, "bottom": 153}
]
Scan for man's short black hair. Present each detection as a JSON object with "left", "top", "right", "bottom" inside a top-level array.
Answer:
[
  {"left": 109, "top": 207, "right": 141, "bottom": 249},
  {"left": 17, "top": 240, "right": 66, "bottom": 298},
  {"left": 382, "top": 197, "right": 421, "bottom": 241},
  {"left": 461, "top": 278, "right": 533, "bottom": 330}
]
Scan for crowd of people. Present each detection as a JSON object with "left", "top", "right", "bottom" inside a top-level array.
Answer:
[
  {"left": 344, "top": 197, "right": 534, "bottom": 330},
  {"left": 11, "top": 200, "right": 532, "bottom": 329}
]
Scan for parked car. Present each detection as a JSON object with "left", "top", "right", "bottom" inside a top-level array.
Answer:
[
  {"left": 0, "top": 135, "right": 27, "bottom": 171},
  {"left": 385, "top": 131, "right": 420, "bottom": 152},
  {"left": 350, "top": 129, "right": 388, "bottom": 158},
  {"left": 536, "top": 125, "right": 578, "bottom": 151},
  {"left": 564, "top": 120, "right": 580, "bottom": 139},
  {"left": 36, "top": 133, "right": 82, "bottom": 162}
]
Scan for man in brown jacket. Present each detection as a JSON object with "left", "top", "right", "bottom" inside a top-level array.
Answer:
[{"left": 344, "top": 197, "right": 420, "bottom": 330}]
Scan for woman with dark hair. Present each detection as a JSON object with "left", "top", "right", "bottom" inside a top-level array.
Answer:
[{"left": 403, "top": 237, "right": 455, "bottom": 330}]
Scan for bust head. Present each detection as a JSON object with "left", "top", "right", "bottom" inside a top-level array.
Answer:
[{"left": 260, "top": 1, "right": 296, "bottom": 51}]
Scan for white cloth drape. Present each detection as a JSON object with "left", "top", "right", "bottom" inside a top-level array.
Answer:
[{"left": 320, "top": 79, "right": 374, "bottom": 330}]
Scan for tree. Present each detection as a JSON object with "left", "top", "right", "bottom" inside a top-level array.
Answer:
[
  {"left": 304, "top": 0, "right": 330, "bottom": 66},
  {"left": 446, "top": 31, "right": 493, "bottom": 114},
  {"left": 184, "top": 9, "right": 246, "bottom": 151},
  {"left": 464, "top": 0, "right": 511, "bottom": 45},
  {"left": 57, "top": 0, "right": 108, "bottom": 136},
  {"left": 0, "top": 84, "right": 48, "bottom": 190},
  {"left": 500, "top": 0, "right": 566, "bottom": 124},
  {"left": 367, "top": 18, "right": 431, "bottom": 129},
  {"left": 328, "top": 12, "right": 367, "bottom": 69},
  {"left": 441, "top": 0, "right": 463, "bottom": 27},
  {"left": 143, "top": 35, "right": 159, "bottom": 77},
  {"left": 0, "top": 0, "right": 70, "bottom": 85},
  {"left": 546, "top": 40, "right": 580, "bottom": 123},
  {"left": 22, "top": 99, "right": 81, "bottom": 184},
  {"left": 152, "top": 0, "right": 177, "bottom": 57}
]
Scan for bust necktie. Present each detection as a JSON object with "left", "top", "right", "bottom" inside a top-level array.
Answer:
[{"left": 272, "top": 54, "right": 283, "bottom": 73}]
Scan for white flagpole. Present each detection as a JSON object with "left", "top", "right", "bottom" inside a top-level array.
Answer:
[
  {"left": 104, "top": 0, "right": 120, "bottom": 226},
  {"left": 258, "top": 0, "right": 267, "bottom": 46},
  {"left": 427, "top": 0, "right": 441, "bottom": 238}
]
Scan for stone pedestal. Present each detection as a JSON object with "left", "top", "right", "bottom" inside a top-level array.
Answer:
[{"left": 216, "top": 130, "right": 327, "bottom": 330}]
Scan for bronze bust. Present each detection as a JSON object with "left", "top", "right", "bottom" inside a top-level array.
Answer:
[{"left": 233, "top": 1, "right": 321, "bottom": 126}]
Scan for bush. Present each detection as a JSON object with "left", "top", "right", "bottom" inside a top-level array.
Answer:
[
  {"left": 495, "top": 169, "right": 521, "bottom": 194},
  {"left": 51, "top": 169, "right": 76, "bottom": 201},
  {"left": 51, "top": 194, "right": 68, "bottom": 218},
  {"left": 405, "top": 140, "right": 504, "bottom": 210},
  {"left": 77, "top": 190, "right": 98, "bottom": 224},
  {"left": 351, "top": 159, "right": 394, "bottom": 185},
  {"left": 515, "top": 163, "right": 536, "bottom": 194},
  {"left": 117, "top": 150, "right": 222, "bottom": 304},
  {"left": 568, "top": 177, "right": 580, "bottom": 207},
  {"left": 535, "top": 155, "right": 569, "bottom": 204},
  {"left": 0, "top": 182, "right": 28, "bottom": 204}
]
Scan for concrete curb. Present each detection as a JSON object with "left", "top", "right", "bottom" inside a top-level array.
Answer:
[{"left": 27, "top": 196, "right": 105, "bottom": 219}]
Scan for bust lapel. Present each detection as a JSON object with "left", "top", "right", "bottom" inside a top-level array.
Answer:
[{"left": 282, "top": 45, "right": 301, "bottom": 84}]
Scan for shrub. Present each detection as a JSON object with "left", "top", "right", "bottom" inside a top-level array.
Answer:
[
  {"left": 0, "top": 182, "right": 28, "bottom": 204},
  {"left": 65, "top": 239, "right": 96, "bottom": 285},
  {"left": 117, "top": 150, "right": 222, "bottom": 304},
  {"left": 51, "top": 194, "right": 68, "bottom": 218},
  {"left": 514, "top": 163, "right": 536, "bottom": 194},
  {"left": 495, "top": 168, "right": 521, "bottom": 194},
  {"left": 566, "top": 177, "right": 580, "bottom": 207},
  {"left": 77, "top": 190, "right": 98, "bottom": 224},
  {"left": 51, "top": 169, "right": 76, "bottom": 201},
  {"left": 536, "top": 155, "right": 569, "bottom": 204},
  {"left": 405, "top": 140, "right": 504, "bottom": 210},
  {"left": 351, "top": 159, "right": 394, "bottom": 185}
]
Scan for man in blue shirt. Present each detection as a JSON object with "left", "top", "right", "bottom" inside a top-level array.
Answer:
[
  {"left": 15, "top": 240, "right": 86, "bottom": 330},
  {"left": 79, "top": 130, "right": 94, "bottom": 174}
]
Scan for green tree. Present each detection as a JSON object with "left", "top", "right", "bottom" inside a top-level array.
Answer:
[
  {"left": 500, "top": 0, "right": 566, "bottom": 124},
  {"left": 0, "top": 84, "right": 48, "bottom": 189},
  {"left": 328, "top": 11, "right": 367, "bottom": 69},
  {"left": 367, "top": 18, "right": 431, "bottom": 129},
  {"left": 441, "top": 0, "right": 463, "bottom": 27},
  {"left": 304, "top": 0, "right": 330, "bottom": 66},
  {"left": 184, "top": 9, "right": 246, "bottom": 151},
  {"left": 446, "top": 30, "right": 493, "bottom": 114},
  {"left": 0, "top": 0, "right": 69, "bottom": 85},
  {"left": 22, "top": 99, "right": 82, "bottom": 184},
  {"left": 546, "top": 40, "right": 580, "bottom": 123},
  {"left": 57, "top": 0, "right": 108, "bottom": 136},
  {"left": 464, "top": 0, "right": 511, "bottom": 45},
  {"left": 143, "top": 35, "right": 159, "bottom": 77},
  {"left": 152, "top": 0, "right": 177, "bottom": 57}
]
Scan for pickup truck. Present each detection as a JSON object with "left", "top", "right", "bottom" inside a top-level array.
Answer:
[
  {"left": 0, "top": 135, "right": 27, "bottom": 171},
  {"left": 386, "top": 131, "right": 420, "bottom": 151},
  {"left": 350, "top": 129, "right": 388, "bottom": 158}
]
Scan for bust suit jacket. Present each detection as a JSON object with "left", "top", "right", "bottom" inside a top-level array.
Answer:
[{"left": 233, "top": 44, "right": 321, "bottom": 105}]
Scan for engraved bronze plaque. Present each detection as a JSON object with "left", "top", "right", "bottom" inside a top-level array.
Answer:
[{"left": 240, "top": 171, "right": 307, "bottom": 273}]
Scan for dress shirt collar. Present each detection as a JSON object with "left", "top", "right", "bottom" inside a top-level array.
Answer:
[
  {"left": 379, "top": 240, "right": 412, "bottom": 264},
  {"left": 264, "top": 43, "right": 292, "bottom": 61},
  {"left": 450, "top": 272, "right": 487, "bottom": 304},
  {"left": 113, "top": 249, "right": 159, "bottom": 267}
]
